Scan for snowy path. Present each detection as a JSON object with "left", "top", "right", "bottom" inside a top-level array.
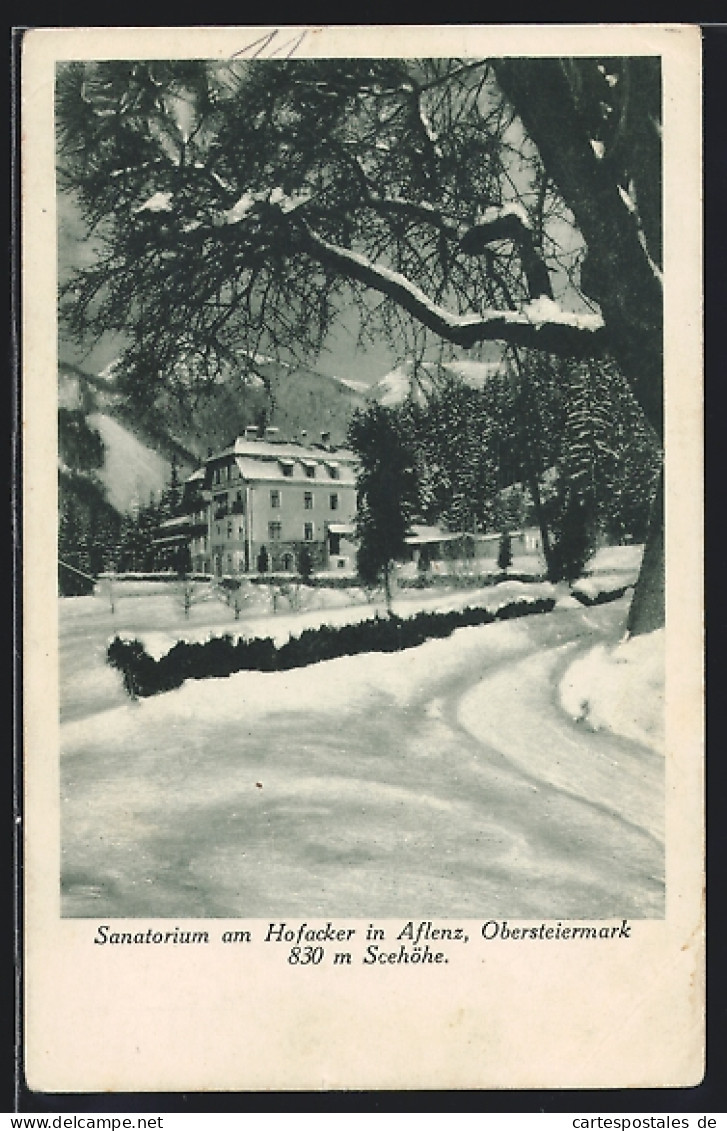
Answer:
[{"left": 61, "top": 596, "right": 663, "bottom": 920}]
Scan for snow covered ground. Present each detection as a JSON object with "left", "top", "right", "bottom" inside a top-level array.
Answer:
[
  {"left": 121, "top": 578, "right": 558, "bottom": 660},
  {"left": 62, "top": 575, "right": 557, "bottom": 703},
  {"left": 558, "top": 629, "right": 664, "bottom": 755},
  {"left": 556, "top": 543, "right": 663, "bottom": 754},
  {"left": 584, "top": 544, "right": 644, "bottom": 575},
  {"left": 58, "top": 566, "right": 664, "bottom": 920}
]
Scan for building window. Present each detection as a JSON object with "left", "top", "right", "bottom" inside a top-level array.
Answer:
[
  {"left": 282, "top": 463, "right": 294, "bottom": 478},
  {"left": 304, "top": 491, "right": 313, "bottom": 510},
  {"left": 227, "top": 521, "right": 233, "bottom": 538},
  {"left": 328, "top": 464, "right": 340, "bottom": 480},
  {"left": 305, "top": 464, "right": 315, "bottom": 479},
  {"left": 330, "top": 492, "right": 339, "bottom": 511},
  {"left": 304, "top": 522, "right": 314, "bottom": 542},
  {"left": 268, "top": 521, "right": 282, "bottom": 541},
  {"left": 270, "top": 489, "right": 280, "bottom": 509}
]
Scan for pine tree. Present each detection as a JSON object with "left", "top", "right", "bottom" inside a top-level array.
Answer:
[
  {"left": 401, "top": 375, "right": 500, "bottom": 536},
  {"left": 298, "top": 545, "right": 313, "bottom": 581},
  {"left": 497, "top": 531, "right": 512, "bottom": 573},
  {"left": 349, "top": 404, "right": 418, "bottom": 614},
  {"left": 158, "top": 455, "right": 182, "bottom": 520}
]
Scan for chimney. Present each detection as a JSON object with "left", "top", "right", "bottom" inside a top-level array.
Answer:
[
  {"left": 244, "top": 425, "right": 259, "bottom": 441},
  {"left": 265, "top": 427, "right": 280, "bottom": 442},
  {"left": 320, "top": 430, "right": 331, "bottom": 447}
]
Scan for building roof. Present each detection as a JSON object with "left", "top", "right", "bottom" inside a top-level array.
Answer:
[
  {"left": 156, "top": 514, "right": 193, "bottom": 532},
  {"left": 405, "top": 525, "right": 466, "bottom": 545},
  {"left": 230, "top": 437, "right": 357, "bottom": 463},
  {"left": 203, "top": 435, "right": 358, "bottom": 486},
  {"left": 152, "top": 514, "right": 194, "bottom": 544},
  {"left": 232, "top": 452, "right": 357, "bottom": 485}
]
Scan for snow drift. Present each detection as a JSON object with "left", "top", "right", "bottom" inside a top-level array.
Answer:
[{"left": 558, "top": 628, "right": 664, "bottom": 754}]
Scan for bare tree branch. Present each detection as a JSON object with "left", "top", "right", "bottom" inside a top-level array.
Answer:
[{"left": 295, "top": 221, "right": 607, "bottom": 356}]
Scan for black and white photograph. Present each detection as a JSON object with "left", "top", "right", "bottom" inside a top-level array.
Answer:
[{"left": 21, "top": 24, "right": 703, "bottom": 1093}]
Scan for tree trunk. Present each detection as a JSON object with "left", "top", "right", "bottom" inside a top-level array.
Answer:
[
  {"left": 510, "top": 352, "right": 556, "bottom": 580},
  {"left": 520, "top": 456, "right": 555, "bottom": 580},
  {"left": 383, "top": 561, "right": 393, "bottom": 616},
  {"left": 493, "top": 59, "right": 665, "bottom": 632},
  {"left": 626, "top": 472, "right": 664, "bottom": 637}
]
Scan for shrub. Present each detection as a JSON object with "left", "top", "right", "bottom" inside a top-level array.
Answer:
[
  {"left": 495, "top": 597, "right": 554, "bottom": 620},
  {"left": 497, "top": 532, "right": 513, "bottom": 572},
  {"left": 571, "top": 584, "right": 630, "bottom": 607},
  {"left": 106, "top": 597, "right": 556, "bottom": 699},
  {"left": 297, "top": 546, "right": 314, "bottom": 581}
]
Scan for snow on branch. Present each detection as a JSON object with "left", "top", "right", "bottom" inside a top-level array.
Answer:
[
  {"left": 298, "top": 224, "right": 606, "bottom": 357},
  {"left": 477, "top": 202, "right": 531, "bottom": 230},
  {"left": 416, "top": 98, "right": 444, "bottom": 158},
  {"left": 134, "top": 191, "right": 174, "bottom": 214},
  {"left": 459, "top": 204, "right": 553, "bottom": 300}
]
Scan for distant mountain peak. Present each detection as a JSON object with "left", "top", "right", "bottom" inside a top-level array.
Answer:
[{"left": 368, "top": 354, "right": 507, "bottom": 407}]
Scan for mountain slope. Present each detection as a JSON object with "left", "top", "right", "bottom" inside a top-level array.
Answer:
[
  {"left": 58, "top": 346, "right": 507, "bottom": 517},
  {"left": 58, "top": 355, "right": 367, "bottom": 516}
]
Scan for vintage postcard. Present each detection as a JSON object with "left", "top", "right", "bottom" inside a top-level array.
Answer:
[{"left": 21, "top": 24, "right": 704, "bottom": 1093}]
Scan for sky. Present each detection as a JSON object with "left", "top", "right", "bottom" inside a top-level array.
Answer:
[{"left": 57, "top": 189, "right": 398, "bottom": 386}]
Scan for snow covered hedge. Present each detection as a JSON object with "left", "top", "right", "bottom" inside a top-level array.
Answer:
[
  {"left": 107, "top": 596, "right": 556, "bottom": 699},
  {"left": 570, "top": 577, "right": 632, "bottom": 607}
]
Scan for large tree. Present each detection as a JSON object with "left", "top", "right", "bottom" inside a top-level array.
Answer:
[{"left": 56, "top": 54, "right": 663, "bottom": 632}]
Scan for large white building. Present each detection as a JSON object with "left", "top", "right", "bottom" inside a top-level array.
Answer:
[{"left": 157, "top": 428, "right": 359, "bottom": 576}]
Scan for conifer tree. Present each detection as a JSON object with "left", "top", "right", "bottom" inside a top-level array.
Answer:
[{"left": 349, "top": 404, "right": 418, "bottom": 614}]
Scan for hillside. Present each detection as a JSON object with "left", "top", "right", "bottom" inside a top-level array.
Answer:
[
  {"left": 58, "top": 346, "right": 508, "bottom": 518},
  {"left": 58, "top": 353, "right": 367, "bottom": 517}
]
